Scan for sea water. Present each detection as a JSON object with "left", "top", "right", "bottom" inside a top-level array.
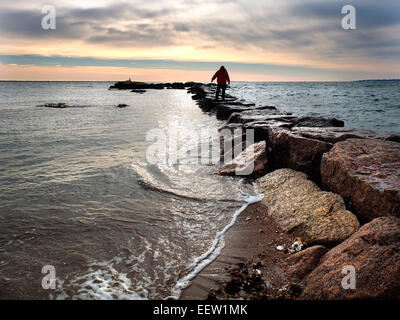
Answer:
[{"left": 0, "top": 80, "right": 398, "bottom": 299}]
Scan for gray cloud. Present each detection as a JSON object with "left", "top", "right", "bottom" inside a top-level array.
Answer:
[
  {"left": 290, "top": 0, "right": 400, "bottom": 28},
  {"left": 0, "top": 0, "right": 398, "bottom": 64}
]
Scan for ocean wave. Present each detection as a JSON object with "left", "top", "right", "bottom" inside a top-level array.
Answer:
[
  {"left": 168, "top": 192, "right": 264, "bottom": 300},
  {"left": 132, "top": 161, "right": 255, "bottom": 203}
]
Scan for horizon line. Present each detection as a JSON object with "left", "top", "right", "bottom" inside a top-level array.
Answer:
[{"left": 0, "top": 79, "right": 399, "bottom": 83}]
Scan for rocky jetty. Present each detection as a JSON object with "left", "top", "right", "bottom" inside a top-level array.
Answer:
[
  {"left": 183, "top": 82, "right": 400, "bottom": 300},
  {"left": 109, "top": 81, "right": 198, "bottom": 90},
  {"left": 110, "top": 80, "right": 399, "bottom": 299}
]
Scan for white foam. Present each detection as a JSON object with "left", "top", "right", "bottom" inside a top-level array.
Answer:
[
  {"left": 52, "top": 182, "right": 263, "bottom": 300},
  {"left": 168, "top": 190, "right": 263, "bottom": 299}
]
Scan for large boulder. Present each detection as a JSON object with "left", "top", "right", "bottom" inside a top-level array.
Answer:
[
  {"left": 268, "top": 128, "right": 333, "bottom": 181},
  {"left": 256, "top": 169, "right": 360, "bottom": 245},
  {"left": 292, "top": 117, "right": 345, "bottom": 128},
  {"left": 289, "top": 127, "right": 381, "bottom": 144},
  {"left": 321, "top": 139, "right": 400, "bottom": 222},
  {"left": 198, "top": 98, "right": 217, "bottom": 112},
  {"left": 217, "top": 141, "right": 268, "bottom": 177},
  {"left": 244, "top": 120, "right": 294, "bottom": 143},
  {"left": 216, "top": 104, "right": 275, "bottom": 121},
  {"left": 300, "top": 216, "right": 400, "bottom": 299},
  {"left": 228, "top": 112, "right": 295, "bottom": 124},
  {"left": 189, "top": 84, "right": 207, "bottom": 100},
  {"left": 282, "top": 245, "right": 328, "bottom": 282}
]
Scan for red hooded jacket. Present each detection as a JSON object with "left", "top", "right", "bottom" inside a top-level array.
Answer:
[{"left": 212, "top": 70, "right": 230, "bottom": 85}]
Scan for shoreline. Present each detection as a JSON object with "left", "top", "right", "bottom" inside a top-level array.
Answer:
[
  {"left": 181, "top": 202, "right": 297, "bottom": 300},
  {"left": 110, "top": 80, "right": 400, "bottom": 300}
]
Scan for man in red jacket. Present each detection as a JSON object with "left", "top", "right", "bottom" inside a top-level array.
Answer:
[{"left": 211, "top": 66, "right": 231, "bottom": 101}]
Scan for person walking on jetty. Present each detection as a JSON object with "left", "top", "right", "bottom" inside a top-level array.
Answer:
[{"left": 211, "top": 66, "right": 231, "bottom": 101}]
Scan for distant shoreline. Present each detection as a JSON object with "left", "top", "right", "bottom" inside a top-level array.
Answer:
[{"left": 0, "top": 79, "right": 399, "bottom": 83}]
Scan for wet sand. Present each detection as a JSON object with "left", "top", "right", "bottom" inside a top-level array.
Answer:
[{"left": 181, "top": 202, "right": 297, "bottom": 300}]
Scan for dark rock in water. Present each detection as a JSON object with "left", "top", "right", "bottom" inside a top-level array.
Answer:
[
  {"left": 184, "top": 81, "right": 202, "bottom": 87},
  {"left": 131, "top": 89, "right": 146, "bottom": 94},
  {"left": 321, "top": 138, "right": 400, "bottom": 221},
  {"left": 293, "top": 116, "right": 344, "bottom": 128},
  {"left": 116, "top": 104, "right": 128, "bottom": 108},
  {"left": 190, "top": 85, "right": 213, "bottom": 100},
  {"left": 282, "top": 245, "right": 328, "bottom": 282},
  {"left": 216, "top": 104, "right": 276, "bottom": 121},
  {"left": 268, "top": 127, "right": 333, "bottom": 181},
  {"left": 166, "top": 82, "right": 186, "bottom": 89},
  {"left": 217, "top": 104, "right": 248, "bottom": 120},
  {"left": 110, "top": 81, "right": 166, "bottom": 90},
  {"left": 37, "top": 103, "right": 68, "bottom": 108},
  {"left": 111, "top": 80, "right": 197, "bottom": 90},
  {"left": 198, "top": 98, "right": 217, "bottom": 112},
  {"left": 300, "top": 216, "right": 400, "bottom": 300}
]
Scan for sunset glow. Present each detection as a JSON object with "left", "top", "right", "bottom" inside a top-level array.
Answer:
[{"left": 0, "top": 0, "right": 399, "bottom": 81}]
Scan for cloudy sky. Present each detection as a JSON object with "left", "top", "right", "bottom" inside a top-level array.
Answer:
[{"left": 0, "top": 0, "right": 399, "bottom": 81}]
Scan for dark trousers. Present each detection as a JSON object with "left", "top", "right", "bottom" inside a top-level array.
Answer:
[{"left": 216, "top": 84, "right": 226, "bottom": 100}]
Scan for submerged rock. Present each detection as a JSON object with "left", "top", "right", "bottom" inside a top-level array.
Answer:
[
  {"left": 36, "top": 103, "right": 69, "bottom": 108},
  {"left": 217, "top": 141, "right": 268, "bottom": 177},
  {"left": 321, "top": 138, "right": 400, "bottom": 221},
  {"left": 300, "top": 216, "right": 400, "bottom": 300},
  {"left": 131, "top": 89, "right": 146, "bottom": 93},
  {"left": 256, "top": 169, "right": 360, "bottom": 245}
]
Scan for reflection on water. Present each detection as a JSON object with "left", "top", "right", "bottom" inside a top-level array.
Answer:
[{"left": 0, "top": 82, "right": 258, "bottom": 299}]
